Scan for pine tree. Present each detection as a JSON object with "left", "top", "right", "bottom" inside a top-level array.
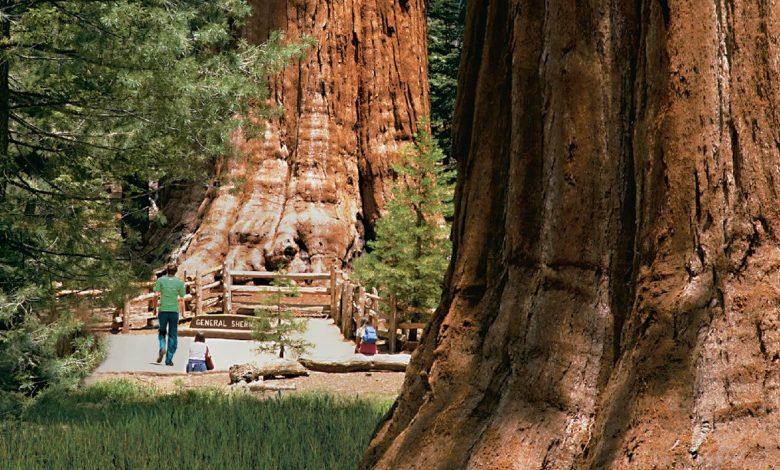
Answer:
[
  {"left": 353, "top": 123, "right": 454, "bottom": 319},
  {"left": 0, "top": 0, "right": 308, "bottom": 393},
  {"left": 0, "top": 1, "right": 309, "bottom": 297},
  {"left": 428, "top": 0, "right": 465, "bottom": 156},
  {"left": 251, "top": 276, "right": 312, "bottom": 359}
]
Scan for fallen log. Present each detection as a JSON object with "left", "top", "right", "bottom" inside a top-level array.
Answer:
[
  {"left": 229, "top": 381, "right": 297, "bottom": 397},
  {"left": 229, "top": 359, "right": 309, "bottom": 383},
  {"left": 298, "top": 354, "right": 411, "bottom": 373}
]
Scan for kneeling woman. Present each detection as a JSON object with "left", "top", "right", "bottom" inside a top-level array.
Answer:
[{"left": 186, "top": 332, "right": 212, "bottom": 373}]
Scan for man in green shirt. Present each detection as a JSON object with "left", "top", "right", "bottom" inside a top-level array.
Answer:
[{"left": 152, "top": 263, "right": 186, "bottom": 366}]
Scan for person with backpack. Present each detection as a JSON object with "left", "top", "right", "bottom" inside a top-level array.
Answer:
[
  {"left": 151, "top": 263, "right": 186, "bottom": 366},
  {"left": 355, "top": 317, "right": 378, "bottom": 355}
]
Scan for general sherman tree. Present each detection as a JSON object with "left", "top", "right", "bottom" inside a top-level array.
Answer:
[
  {"left": 363, "top": 0, "right": 780, "bottom": 468},
  {"left": 171, "top": 0, "right": 430, "bottom": 275}
]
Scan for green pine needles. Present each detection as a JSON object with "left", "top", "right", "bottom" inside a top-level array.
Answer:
[
  {"left": 0, "top": 0, "right": 309, "bottom": 393},
  {"left": 251, "top": 276, "right": 313, "bottom": 359},
  {"left": 353, "top": 122, "right": 454, "bottom": 318},
  {"left": 0, "top": 0, "right": 311, "bottom": 295},
  {"left": 428, "top": 0, "right": 465, "bottom": 155}
]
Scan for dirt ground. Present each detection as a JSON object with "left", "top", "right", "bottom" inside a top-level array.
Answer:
[{"left": 86, "top": 370, "right": 406, "bottom": 400}]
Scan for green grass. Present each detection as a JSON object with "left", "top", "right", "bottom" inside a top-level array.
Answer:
[{"left": 0, "top": 379, "right": 392, "bottom": 469}]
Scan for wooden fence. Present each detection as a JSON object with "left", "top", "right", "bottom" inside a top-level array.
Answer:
[
  {"left": 105, "top": 264, "right": 433, "bottom": 353},
  {"left": 329, "top": 275, "right": 434, "bottom": 354}
]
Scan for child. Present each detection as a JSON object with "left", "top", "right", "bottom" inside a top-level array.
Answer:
[
  {"left": 186, "top": 331, "right": 212, "bottom": 373},
  {"left": 355, "top": 317, "right": 378, "bottom": 355}
]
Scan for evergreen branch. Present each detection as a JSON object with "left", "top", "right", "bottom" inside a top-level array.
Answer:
[
  {"left": 9, "top": 137, "right": 61, "bottom": 153},
  {"left": 51, "top": 3, "right": 125, "bottom": 40},
  {"left": 6, "top": 177, "right": 106, "bottom": 202},
  {"left": 9, "top": 113, "right": 137, "bottom": 151},
  {"left": 4, "top": 238, "right": 126, "bottom": 261}
]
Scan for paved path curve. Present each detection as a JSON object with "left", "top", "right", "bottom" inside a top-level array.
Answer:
[{"left": 95, "top": 318, "right": 356, "bottom": 374}]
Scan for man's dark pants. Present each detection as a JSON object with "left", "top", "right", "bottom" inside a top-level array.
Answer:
[{"left": 158, "top": 311, "right": 178, "bottom": 365}]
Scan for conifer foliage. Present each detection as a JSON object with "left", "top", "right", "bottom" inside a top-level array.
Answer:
[
  {"left": 0, "top": 0, "right": 307, "bottom": 393},
  {"left": 0, "top": 1, "right": 308, "bottom": 294},
  {"left": 353, "top": 124, "right": 454, "bottom": 316},
  {"left": 427, "top": 0, "right": 465, "bottom": 155},
  {"left": 251, "top": 277, "right": 312, "bottom": 359}
]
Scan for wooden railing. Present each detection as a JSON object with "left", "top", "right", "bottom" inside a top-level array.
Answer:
[
  {"left": 88, "top": 263, "right": 433, "bottom": 353},
  {"left": 329, "top": 276, "right": 434, "bottom": 353},
  {"left": 219, "top": 264, "right": 335, "bottom": 317}
]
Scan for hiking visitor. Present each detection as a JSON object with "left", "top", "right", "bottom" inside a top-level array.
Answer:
[
  {"left": 186, "top": 331, "right": 213, "bottom": 373},
  {"left": 151, "top": 263, "right": 186, "bottom": 366},
  {"left": 355, "top": 317, "right": 378, "bottom": 355}
]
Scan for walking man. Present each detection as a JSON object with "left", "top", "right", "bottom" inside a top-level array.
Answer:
[{"left": 152, "top": 263, "right": 186, "bottom": 366}]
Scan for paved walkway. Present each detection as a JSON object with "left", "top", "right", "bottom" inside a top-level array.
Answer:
[{"left": 95, "top": 318, "right": 355, "bottom": 374}]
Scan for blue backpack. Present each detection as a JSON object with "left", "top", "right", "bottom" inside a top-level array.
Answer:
[{"left": 362, "top": 326, "right": 378, "bottom": 344}]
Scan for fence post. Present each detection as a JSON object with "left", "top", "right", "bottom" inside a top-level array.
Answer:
[
  {"left": 329, "top": 265, "right": 338, "bottom": 319},
  {"left": 183, "top": 270, "right": 189, "bottom": 317},
  {"left": 356, "top": 285, "right": 366, "bottom": 320},
  {"left": 341, "top": 282, "right": 354, "bottom": 336},
  {"left": 195, "top": 270, "right": 203, "bottom": 316},
  {"left": 389, "top": 293, "right": 397, "bottom": 354},
  {"left": 223, "top": 262, "right": 232, "bottom": 315},
  {"left": 122, "top": 296, "right": 130, "bottom": 334}
]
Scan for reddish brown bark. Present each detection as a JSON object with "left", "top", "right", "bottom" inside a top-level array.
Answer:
[
  {"left": 363, "top": 0, "right": 780, "bottom": 468},
  {"left": 174, "top": 0, "right": 429, "bottom": 275}
]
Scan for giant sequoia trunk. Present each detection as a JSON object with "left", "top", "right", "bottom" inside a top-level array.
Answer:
[
  {"left": 363, "top": 0, "right": 780, "bottom": 468},
  {"left": 173, "top": 0, "right": 428, "bottom": 275}
]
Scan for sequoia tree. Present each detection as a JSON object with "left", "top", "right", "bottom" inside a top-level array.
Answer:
[
  {"left": 363, "top": 0, "right": 780, "bottom": 468},
  {"left": 174, "top": 0, "right": 430, "bottom": 275}
]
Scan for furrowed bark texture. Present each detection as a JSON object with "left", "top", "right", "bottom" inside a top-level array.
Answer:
[
  {"left": 176, "top": 0, "right": 429, "bottom": 275},
  {"left": 363, "top": 0, "right": 780, "bottom": 468}
]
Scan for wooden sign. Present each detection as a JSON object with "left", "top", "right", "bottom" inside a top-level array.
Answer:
[{"left": 190, "top": 314, "right": 254, "bottom": 330}]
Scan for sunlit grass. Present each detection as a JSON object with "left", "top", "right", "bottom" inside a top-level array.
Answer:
[{"left": 0, "top": 379, "right": 391, "bottom": 469}]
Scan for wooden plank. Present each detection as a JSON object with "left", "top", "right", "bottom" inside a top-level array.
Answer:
[
  {"left": 57, "top": 288, "right": 105, "bottom": 298},
  {"left": 229, "top": 285, "right": 330, "bottom": 295},
  {"left": 331, "top": 280, "right": 341, "bottom": 325},
  {"left": 122, "top": 298, "right": 130, "bottom": 333},
  {"left": 233, "top": 300, "right": 330, "bottom": 312},
  {"left": 223, "top": 262, "right": 232, "bottom": 315},
  {"left": 365, "top": 292, "right": 381, "bottom": 301},
  {"left": 398, "top": 322, "right": 427, "bottom": 330},
  {"left": 341, "top": 282, "right": 354, "bottom": 336},
  {"left": 329, "top": 265, "right": 338, "bottom": 320},
  {"left": 202, "top": 265, "right": 222, "bottom": 277},
  {"left": 389, "top": 294, "right": 397, "bottom": 354},
  {"left": 191, "top": 314, "right": 254, "bottom": 330},
  {"left": 131, "top": 292, "right": 157, "bottom": 302},
  {"left": 195, "top": 271, "right": 203, "bottom": 316},
  {"left": 230, "top": 270, "right": 331, "bottom": 280},
  {"left": 233, "top": 301, "right": 330, "bottom": 310},
  {"left": 201, "top": 280, "right": 221, "bottom": 290},
  {"left": 356, "top": 286, "right": 366, "bottom": 321}
]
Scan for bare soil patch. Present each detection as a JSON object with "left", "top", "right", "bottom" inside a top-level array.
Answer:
[{"left": 86, "top": 370, "right": 405, "bottom": 400}]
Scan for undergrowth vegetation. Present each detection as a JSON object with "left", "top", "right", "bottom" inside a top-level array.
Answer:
[{"left": 0, "top": 379, "right": 391, "bottom": 469}]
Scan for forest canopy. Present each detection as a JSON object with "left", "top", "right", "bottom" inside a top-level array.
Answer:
[
  {"left": 0, "top": 0, "right": 306, "bottom": 393},
  {"left": 0, "top": 0, "right": 307, "bottom": 298}
]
